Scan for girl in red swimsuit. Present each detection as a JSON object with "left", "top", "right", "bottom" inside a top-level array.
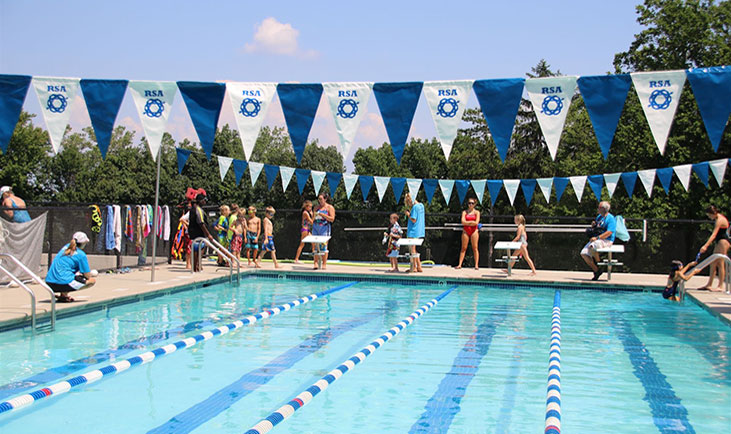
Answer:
[{"left": 456, "top": 198, "right": 481, "bottom": 270}]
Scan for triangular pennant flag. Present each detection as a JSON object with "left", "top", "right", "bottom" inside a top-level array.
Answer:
[
  {"left": 295, "top": 168, "right": 311, "bottom": 194},
  {"left": 587, "top": 174, "right": 604, "bottom": 200},
  {"left": 391, "top": 177, "right": 406, "bottom": 202},
  {"left": 327, "top": 172, "right": 343, "bottom": 194},
  {"left": 0, "top": 74, "right": 32, "bottom": 153},
  {"left": 233, "top": 159, "right": 248, "bottom": 185},
  {"left": 311, "top": 170, "right": 326, "bottom": 194},
  {"left": 525, "top": 76, "right": 578, "bottom": 159},
  {"left": 280, "top": 166, "right": 295, "bottom": 191},
  {"left": 407, "top": 178, "right": 422, "bottom": 197},
  {"left": 656, "top": 167, "right": 673, "bottom": 194},
  {"left": 422, "top": 179, "right": 438, "bottom": 204},
  {"left": 264, "top": 164, "right": 279, "bottom": 190},
  {"left": 217, "top": 156, "right": 233, "bottom": 181},
  {"left": 277, "top": 83, "right": 323, "bottom": 164},
  {"left": 709, "top": 158, "right": 728, "bottom": 187},
  {"left": 604, "top": 173, "right": 621, "bottom": 198},
  {"left": 554, "top": 177, "right": 569, "bottom": 202},
  {"left": 631, "top": 70, "right": 686, "bottom": 154},
  {"left": 455, "top": 180, "right": 471, "bottom": 204},
  {"left": 487, "top": 180, "right": 503, "bottom": 206},
  {"left": 473, "top": 78, "right": 524, "bottom": 161},
  {"left": 79, "top": 79, "right": 128, "bottom": 159},
  {"left": 471, "top": 180, "right": 486, "bottom": 204},
  {"left": 439, "top": 179, "right": 455, "bottom": 204},
  {"left": 323, "top": 82, "right": 373, "bottom": 159},
  {"left": 569, "top": 176, "right": 587, "bottom": 202},
  {"left": 374, "top": 176, "right": 390, "bottom": 202},
  {"left": 520, "top": 179, "right": 537, "bottom": 205},
  {"left": 576, "top": 74, "right": 632, "bottom": 159},
  {"left": 692, "top": 162, "right": 710, "bottom": 187},
  {"left": 621, "top": 172, "right": 637, "bottom": 198},
  {"left": 673, "top": 164, "right": 692, "bottom": 191},
  {"left": 637, "top": 169, "right": 657, "bottom": 197},
  {"left": 686, "top": 68, "right": 731, "bottom": 151},
  {"left": 537, "top": 178, "right": 553, "bottom": 203},
  {"left": 372, "top": 82, "right": 423, "bottom": 164},
  {"left": 248, "top": 161, "right": 264, "bottom": 186},
  {"left": 129, "top": 81, "right": 178, "bottom": 160},
  {"left": 503, "top": 179, "right": 520, "bottom": 206},
  {"left": 177, "top": 81, "right": 225, "bottom": 159},
  {"left": 176, "top": 148, "right": 191, "bottom": 174},
  {"left": 343, "top": 174, "right": 359, "bottom": 199},
  {"left": 226, "top": 82, "right": 277, "bottom": 160},
  {"left": 359, "top": 175, "right": 374, "bottom": 201},
  {"left": 32, "top": 76, "right": 81, "bottom": 154},
  {"left": 423, "top": 80, "right": 474, "bottom": 159}
]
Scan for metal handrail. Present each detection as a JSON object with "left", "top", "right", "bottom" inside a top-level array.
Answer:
[
  {"left": 0, "top": 253, "right": 56, "bottom": 331},
  {"left": 679, "top": 253, "right": 731, "bottom": 301},
  {"left": 191, "top": 237, "right": 241, "bottom": 284},
  {"left": 0, "top": 263, "right": 36, "bottom": 331}
]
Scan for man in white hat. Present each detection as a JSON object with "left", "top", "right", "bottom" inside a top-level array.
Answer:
[{"left": 1, "top": 186, "right": 30, "bottom": 223}]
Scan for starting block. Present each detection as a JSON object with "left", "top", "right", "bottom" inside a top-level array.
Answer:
[
  {"left": 596, "top": 244, "right": 624, "bottom": 280},
  {"left": 302, "top": 235, "right": 331, "bottom": 257}
]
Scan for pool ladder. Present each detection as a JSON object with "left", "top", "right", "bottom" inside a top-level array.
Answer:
[
  {"left": 191, "top": 237, "right": 241, "bottom": 285},
  {"left": 0, "top": 253, "right": 56, "bottom": 333},
  {"left": 678, "top": 253, "right": 731, "bottom": 301}
]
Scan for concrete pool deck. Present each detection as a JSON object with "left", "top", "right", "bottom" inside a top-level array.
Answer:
[{"left": 1, "top": 259, "right": 730, "bottom": 331}]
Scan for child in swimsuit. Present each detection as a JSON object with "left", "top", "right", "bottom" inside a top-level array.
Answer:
[
  {"left": 664, "top": 259, "right": 699, "bottom": 301},
  {"left": 509, "top": 214, "right": 536, "bottom": 275},
  {"left": 384, "top": 213, "right": 403, "bottom": 272},
  {"left": 258, "top": 206, "right": 282, "bottom": 268},
  {"left": 245, "top": 206, "right": 261, "bottom": 267},
  {"left": 294, "top": 200, "right": 314, "bottom": 263},
  {"left": 229, "top": 215, "right": 245, "bottom": 258}
]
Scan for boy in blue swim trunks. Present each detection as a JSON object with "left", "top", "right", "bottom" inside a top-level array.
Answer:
[
  {"left": 258, "top": 206, "right": 282, "bottom": 269},
  {"left": 244, "top": 206, "right": 261, "bottom": 267}
]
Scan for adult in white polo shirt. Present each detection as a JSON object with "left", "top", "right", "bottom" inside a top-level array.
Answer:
[{"left": 45, "top": 231, "right": 96, "bottom": 302}]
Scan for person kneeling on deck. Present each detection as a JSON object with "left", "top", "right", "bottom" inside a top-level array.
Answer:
[
  {"left": 45, "top": 232, "right": 96, "bottom": 303},
  {"left": 580, "top": 201, "right": 616, "bottom": 281}
]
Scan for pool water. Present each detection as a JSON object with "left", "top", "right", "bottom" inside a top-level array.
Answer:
[{"left": 0, "top": 277, "right": 728, "bottom": 433}]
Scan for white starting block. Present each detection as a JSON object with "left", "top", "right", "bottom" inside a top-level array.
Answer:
[
  {"left": 494, "top": 241, "right": 523, "bottom": 276},
  {"left": 596, "top": 244, "right": 624, "bottom": 280},
  {"left": 394, "top": 238, "right": 424, "bottom": 260},
  {"left": 302, "top": 235, "right": 331, "bottom": 257}
]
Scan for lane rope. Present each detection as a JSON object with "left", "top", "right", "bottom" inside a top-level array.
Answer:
[{"left": 545, "top": 290, "right": 561, "bottom": 434}]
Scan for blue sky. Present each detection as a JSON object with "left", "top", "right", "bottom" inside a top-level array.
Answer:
[{"left": 0, "top": 0, "right": 643, "bottom": 164}]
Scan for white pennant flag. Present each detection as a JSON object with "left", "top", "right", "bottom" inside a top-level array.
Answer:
[
  {"left": 569, "top": 176, "right": 587, "bottom": 202},
  {"left": 343, "top": 174, "right": 359, "bottom": 200},
  {"left": 503, "top": 179, "right": 520, "bottom": 205},
  {"left": 471, "top": 180, "right": 486, "bottom": 204},
  {"left": 218, "top": 156, "right": 233, "bottom": 181},
  {"left": 631, "top": 71, "right": 686, "bottom": 155},
  {"left": 603, "top": 173, "right": 621, "bottom": 198},
  {"left": 638, "top": 169, "right": 656, "bottom": 197},
  {"left": 323, "top": 82, "right": 373, "bottom": 160},
  {"left": 280, "top": 166, "right": 295, "bottom": 191},
  {"left": 407, "top": 178, "right": 422, "bottom": 196},
  {"left": 226, "top": 82, "right": 277, "bottom": 160},
  {"left": 710, "top": 159, "right": 728, "bottom": 187},
  {"left": 32, "top": 77, "right": 81, "bottom": 154},
  {"left": 129, "top": 81, "right": 178, "bottom": 160},
  {"left": 423, "top": 80, "right": 474, "bottom": 160},
  {"left": 439, "top": 179, "right": 455, "bottom": 204},
  {"left": 672, "top": 164, "right": 692, "bottom": 191},
  {"left": 248, "top": 161, "right": 264, "bottom": 186},
  {"left": 374, "top": 176, "right": 390, "bottom": 202},
  {"left": 537, "top": 178, "right": 554, "bottom": 203},
  {"left": 525, "top": 76, "right": 577, "bottom": 160},
  {"left": 311, "top": 171, "right": 326, "bottom": 194}
]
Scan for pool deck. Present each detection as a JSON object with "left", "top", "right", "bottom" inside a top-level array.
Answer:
[{"left": 1, "top": 260, "right": 730, "bottom": 331}]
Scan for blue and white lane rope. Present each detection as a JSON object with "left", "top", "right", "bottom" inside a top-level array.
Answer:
[
  {"left": 0, "top": 282, "right": 357, "bottom": 416},
  {"left": 545, "top": 290, "right": 561, "bottom": 434},
  {"left": 244, "top": 285, "right": 457, "bottom": 434}
]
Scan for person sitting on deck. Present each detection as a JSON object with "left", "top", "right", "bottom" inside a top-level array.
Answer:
[
  {"left": 45, "top": 232, "right": 96, "bottom": 303},
  {"left": 580, "top": 201, "right": 616, "bottom": 281}
]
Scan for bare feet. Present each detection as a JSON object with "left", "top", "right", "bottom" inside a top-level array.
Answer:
[
  {"left": 529, "top": 271, "right": 537, "bottom": 276},
  {"left": 275, "top": 265, "right": 283, "bottom": 269},
  {"left": 455, "top": 265, "right": 462, "bottom": 269},
  {"left": 474, "top": 267, "right": 479, "bottom": 270},
  {"left": 294, "top": 260, "right": 301, "bottom": 264},
  {"left": 710, "top": 287, "right": 724, "bottom": 292}
]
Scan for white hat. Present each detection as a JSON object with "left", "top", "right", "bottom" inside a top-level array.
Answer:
[
  {"left": 72, "top": 231, "right": 90, "bottom": 244},
  {"left": 0, "top": 186, "right": 11, "bottom": 196}
]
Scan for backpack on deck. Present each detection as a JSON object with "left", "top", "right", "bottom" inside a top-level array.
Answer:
[{"left": 615, "top": 215, "right": 630, "bottom": 242}]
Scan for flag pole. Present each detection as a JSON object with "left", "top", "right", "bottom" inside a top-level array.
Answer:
[{"left": 151, "top": 147, "right": 161, "bottom": 282}]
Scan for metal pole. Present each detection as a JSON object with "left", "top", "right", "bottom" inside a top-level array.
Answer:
[{"left": 150, "top": 147, "right": 161, "bottom": 282}]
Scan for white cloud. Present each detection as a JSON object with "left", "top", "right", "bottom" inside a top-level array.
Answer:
[{"left": 244, "top": 17, "right": 318, "bottom": 58}]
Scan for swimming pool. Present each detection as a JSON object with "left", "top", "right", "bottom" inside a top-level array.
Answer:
[{"left": 0, "top": 276, "right": 728, "bottom": 433}]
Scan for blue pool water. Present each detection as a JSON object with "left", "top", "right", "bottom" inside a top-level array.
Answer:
[{"left": 0, "top": 276, "right": 728, "bottom": 433}]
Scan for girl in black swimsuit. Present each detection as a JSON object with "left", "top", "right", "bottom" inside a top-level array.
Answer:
[
  {"left": 699, "top": 205, "right": 730, "bottom": 291},
  {"left": 663, "top": 260, "right": 699, "bottom": 301}
]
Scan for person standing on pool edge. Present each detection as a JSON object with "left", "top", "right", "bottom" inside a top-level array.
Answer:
[
  {"left": 188, "top": 193, "right": 215, "bottom": 272},
  {"left": 404, "top": 192, "right": 425, "bottom": 272},
  {"left": 697, "top": 205, "right": 730, "bottom": 291},
  {"left": 45, "top": 232, "right": 96, "bottom": 303},
  {"left": 312, "top": 193, "right": 335, "bottom": 270}
]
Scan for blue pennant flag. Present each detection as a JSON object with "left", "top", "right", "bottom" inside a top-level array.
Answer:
[
  {"left": 359, "top": 175, "right": 374, "bottom": 201},
  {"left": 176, "top": 148, "right": 192, "bottom": 174},
  {"left": 455, "top": 180, "right": 471, "bottom": 204},
  {"left": 0, "top": 74, "right": 32, "bottom": 153},
  {"left": 277, "top": 83, "right": 323, "bottom": 164},
  {"left": 177, "top": 81, "right": 226, "bottom": 160},
  {"left": 692, "top": 161, "right": 710, "bottom": 187},
  {"left": 487, "top": 180, "right": 503, "bottom": 206},
  {"left": 80, "top": 79, "right": 128, "bottom": 159},
  {"left": 656, "top": 167, "right": 673, "bottom": 194},
  {"left": 327, "top": 172, "right": 342, "bottom": 194},
  {"left": 587, "top": 174, "right": 604, "bottom": 200},
  {"left": 621, "top": 172, "right": 637, "bottom": 198},
  {"left": 473, "top": 78, "right": 524, "bottom": 162},
  {"left": 577, "top": 74, "right": 632, "bottom": 159},
  {"left": 232, "top": 159, "right": 247, "bottom": 185},
  {"left": 391, "top": 177, "right": 406, "bottom": 202},
  {"left": 295, "top": 168, "right": 311, "bottom": 194},
  {"left": 687, "top": 68, "right": 731, "bottom": 152},
  {"left": 372, "top": 82, "right": 423, "bottom": 164},
  {"left": 520, "top": 179, "right": 537, "bottom": 205},
  {"left": 264, "top": 164, "right": 279, "bottom": 190},
  {"left": 554, "top": 177, "right": 569, "bottom": 202},
  {"left": 422, "top": 179, "right": 438, "bottom": 204}
]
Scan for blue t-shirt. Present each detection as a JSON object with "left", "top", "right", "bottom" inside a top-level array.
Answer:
[
  {"left": 596, "top": 213, "right": 617, "bottom": 242},
  {"left": 407, "top": 202, "right": 425, "bottom": 238},
  {"left": 45, "top": 244, "right": 91, "bottom": 284}
]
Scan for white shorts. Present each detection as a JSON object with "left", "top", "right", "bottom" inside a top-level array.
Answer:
[{"left": 581, "top": 239, "right": 613, "bottom": 256}]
